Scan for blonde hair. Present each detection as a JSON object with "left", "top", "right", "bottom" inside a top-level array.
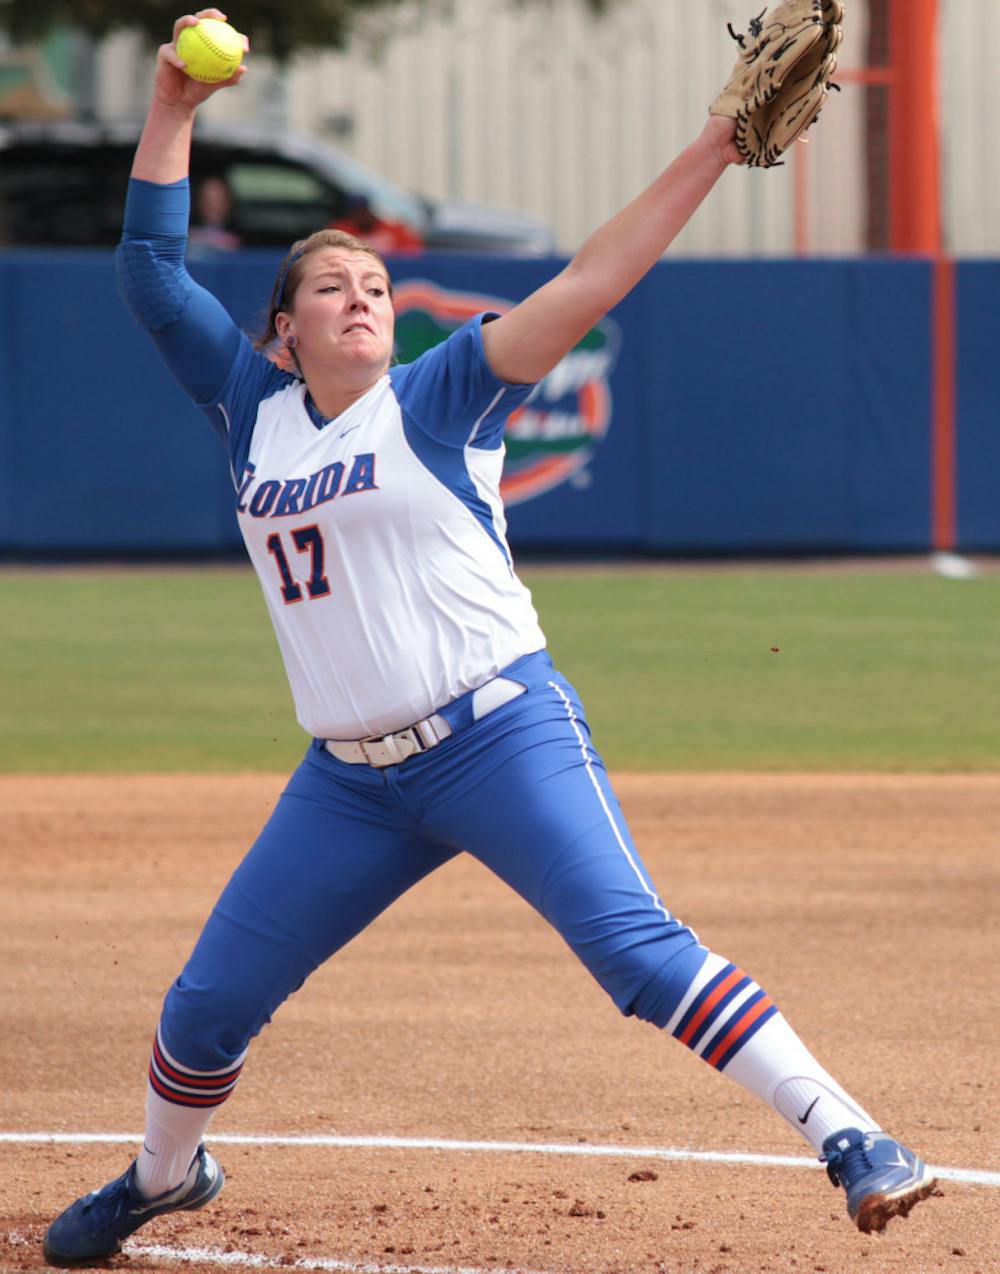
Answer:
[{"left": 254, "top": 229, "right": 393, "bottom": 352}]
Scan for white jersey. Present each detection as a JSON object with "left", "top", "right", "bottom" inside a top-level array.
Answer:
[{"left": 203, "top": 314, "right": 546, "bottom": 740}]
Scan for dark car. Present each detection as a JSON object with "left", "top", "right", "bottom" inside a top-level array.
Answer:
[{"left": 0, "top": 117, "right": 556, "bottom": 255}]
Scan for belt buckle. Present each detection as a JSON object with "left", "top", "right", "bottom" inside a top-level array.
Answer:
[
  {"left": 359, "top": 728, "right": 424, "bottom": 768},
  {"left": 392, "top": 727, "right": 426, "bottom": 762}
]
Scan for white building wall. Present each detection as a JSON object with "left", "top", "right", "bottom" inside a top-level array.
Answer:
[
  {"left": 92, "top": 0, "right": 996, "bottom": 258},
  {"left": 941, "top": 0, "right": 1000, "bottom": 257}
]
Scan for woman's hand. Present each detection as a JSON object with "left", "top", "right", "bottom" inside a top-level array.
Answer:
[
  {"left": 700, "top": 114, "right": 744, "bottom": 167},
  {"left": 131, "top": 9, "right": 247, "bottom": 180},
  {"left": 153, "top": 9, "right": 249, "bottom": 113}
]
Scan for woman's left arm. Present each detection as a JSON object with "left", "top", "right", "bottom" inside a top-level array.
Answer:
[{"left": 480, "top": 117, "right": 742, "bottom": 385}]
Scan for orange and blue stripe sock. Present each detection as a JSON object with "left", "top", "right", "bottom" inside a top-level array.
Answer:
[
  {"left": 669, "top": 957, "right": 779, "bottom": 1070},
  {"left": 134, "top": 1028, "right": 246, "bottom": 1198},
  {"left": 666, "top": 952, "right": 880, "bottom": 1151}
]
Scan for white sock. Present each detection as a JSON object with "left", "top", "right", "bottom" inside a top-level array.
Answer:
[
  {"left": 665, "top": 952, "right": 880, "bottom": 1152},
  {"left": 725, "top": 1015, "right": 881, "bottom": 1151},
  {"left": 133, "top": 1029, "right": 247, "bottom": 1198},
  {"left": 134, "top": 1083, "right": 220, "bottom": 1198}
]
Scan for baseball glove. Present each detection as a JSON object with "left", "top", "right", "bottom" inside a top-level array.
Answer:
[{"left": 710, "top": 0, "right": 845, "bottom": 168}]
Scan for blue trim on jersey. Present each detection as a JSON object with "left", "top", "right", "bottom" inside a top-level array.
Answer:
[
  {"left": 387, "top": 316, "right": 535, "bottom": 566},
  {"left": 304, "top": 393, "right": 333, "bottom": 431},
  {"left": 399, "top": 407, "right": 510, "bottom": 564},
  {"left": 204, "top": 334, "right": 297, "bottom": 487},
  {"left": 465, "top": 314, "right": 531, "bottom": 451},
  {"left": 391, "top": 314, "right": 535, "bottom": 451}
]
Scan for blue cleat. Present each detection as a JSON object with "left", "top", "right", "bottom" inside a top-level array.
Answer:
[
  {"left": 820, "top": 1127, "right": 937, "bottom": 1234},
  {"left": 43, "top": 1144, "right": 224, "bottom": 1267}
]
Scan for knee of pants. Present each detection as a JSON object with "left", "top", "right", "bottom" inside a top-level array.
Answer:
[
  {"left": 538, "top": 842, "right": 704, "bottom": 1024},
  {"left": 158, "top": 962, "right": 300, "bottom": 1072},
  {"left": 558, "top": 909, "right": 705, "bottom": 1024},
  {"left": 626, "top": 941, "right": 710, "bottom": 1029}
]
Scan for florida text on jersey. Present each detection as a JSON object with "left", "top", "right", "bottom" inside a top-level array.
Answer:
[{"left": 204, "top": 316, "right": 547, "bottom": 742}]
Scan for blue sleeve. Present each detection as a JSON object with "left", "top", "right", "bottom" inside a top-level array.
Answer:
[
  {"left": 115, "top": 176, "right": 291, "bottom": 473},
  {"left": 115, "top": 177, "right": 244, "bottom": 409},
  {"left": 389, "top": 313, "right": 537, "bottom": 451}
]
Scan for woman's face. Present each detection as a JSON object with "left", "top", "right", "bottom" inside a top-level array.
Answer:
[{"left": 278, "top": 248, "right": 395, "bottom": 380}]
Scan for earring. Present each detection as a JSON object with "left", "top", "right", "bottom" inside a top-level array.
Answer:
[{"left": 285, "top": 334, "right": 297, "bottom": 349}]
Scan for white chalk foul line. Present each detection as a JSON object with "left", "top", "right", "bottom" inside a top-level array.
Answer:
[
  {"left": 2, "top": 1130, "right": 997, "bottom": 1187},
  {"left": 3, "top": 1234, "right": 550, "bottom": 1274},
  {"left": 127, "top": 1244, "right": 552, "bottom": 1274}
]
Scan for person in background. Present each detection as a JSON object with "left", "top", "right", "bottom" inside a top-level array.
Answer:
[
  {"left": 329, "top": 192, "right": 423, "bottom": 255},
  {"left": 188, "top": 173, "right": 241, "bottom": 252}
]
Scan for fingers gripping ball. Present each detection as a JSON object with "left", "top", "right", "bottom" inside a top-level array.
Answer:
[
  {"left": 710, "top": 0, "right": 845, "bottom": 168},
  {"left": 176, "top": 18, "right": 245, "bottom": 84}
]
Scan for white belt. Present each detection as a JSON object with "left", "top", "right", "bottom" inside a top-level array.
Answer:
[{"left": 324, "top": 676, "right": 526, "bottom": 768}]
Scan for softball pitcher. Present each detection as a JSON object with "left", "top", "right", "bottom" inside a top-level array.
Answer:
[{"left": 44, "top": 8, "right": 935, "bottom": 1266}]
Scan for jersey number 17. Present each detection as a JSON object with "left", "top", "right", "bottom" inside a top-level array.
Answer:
[{"left": 265, "top": 525, "right": 331, "bottom": 604}]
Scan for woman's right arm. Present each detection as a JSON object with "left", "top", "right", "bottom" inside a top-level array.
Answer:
[
  {"left": 117, "top": 9, "right": 249, "bottom": 405},
  {"left": 132, "top": 8, "right": 247, "bottom": 183}
]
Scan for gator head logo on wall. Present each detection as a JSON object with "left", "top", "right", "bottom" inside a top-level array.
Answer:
[{"left": 393, "top": 280, "right": 620, "bottom": 505}]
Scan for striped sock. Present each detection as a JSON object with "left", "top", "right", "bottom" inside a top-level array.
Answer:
[
  {"left": 134, "top": 1028, "right": 246, "bottom": 1198},
  {"left": 665, "top": 952, "right": 879, "bottom": 1151},
  {"left": 148, "top": 1029, "right": 245, "bottom": 1109},
  {"left": 667, "top": 954, "right": 780, "bottom": 1070}
]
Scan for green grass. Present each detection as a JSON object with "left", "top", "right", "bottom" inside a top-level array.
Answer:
[
  {"left": 536, "top": 568, "right": 1000, "bottom": 771},
  {"left": 1, "top": 566, "right": 998, "bottom": 772}
]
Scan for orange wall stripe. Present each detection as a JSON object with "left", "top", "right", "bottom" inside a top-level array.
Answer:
[{"left": 888, "top": 0, "right": 941, "bottom": 254}]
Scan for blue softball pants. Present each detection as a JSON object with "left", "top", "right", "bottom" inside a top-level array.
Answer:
[{"left": 159, "top": 652, "right": 707, "bottom": 1070}]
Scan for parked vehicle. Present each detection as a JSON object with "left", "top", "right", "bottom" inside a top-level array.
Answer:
[{"left": 0, "top": 118, "right": 556, "bottom": 255}]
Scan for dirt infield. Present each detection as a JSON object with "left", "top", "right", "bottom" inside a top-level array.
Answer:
[{"left": 1, "top": 773, "right": 997, "bottom": 1274}]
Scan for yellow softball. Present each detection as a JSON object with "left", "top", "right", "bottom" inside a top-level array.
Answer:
[{"left": 176, "top": 18, "right": 245, "bottom": 84}]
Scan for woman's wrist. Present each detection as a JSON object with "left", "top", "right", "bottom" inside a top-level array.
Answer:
[
  {"left": 131, "top": 98, "right": 197, "bottom": 183},
  {"left": 148, "top": 94, "right": 198, "bottom": 121},
  {"left": 697, "top": 114, "right": 743, "bottom": 169}
]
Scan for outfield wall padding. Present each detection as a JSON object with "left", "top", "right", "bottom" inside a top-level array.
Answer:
[
  {"left": 956, "top": 262, "right": 1000, "bottom": 551},
  {"left": 0, "top": 252, "right": 992, "bottom": 556}
]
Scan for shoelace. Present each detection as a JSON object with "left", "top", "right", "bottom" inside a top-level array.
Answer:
[
  {"left": 726, "top": 8, "right": 768, "bottom": 49},
  {"left": 819, "top": 1138, "right": 876, "bottom": 1189},
  {"left": 80, "top": 1171, "right": 133, "bottom": 1223}
]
